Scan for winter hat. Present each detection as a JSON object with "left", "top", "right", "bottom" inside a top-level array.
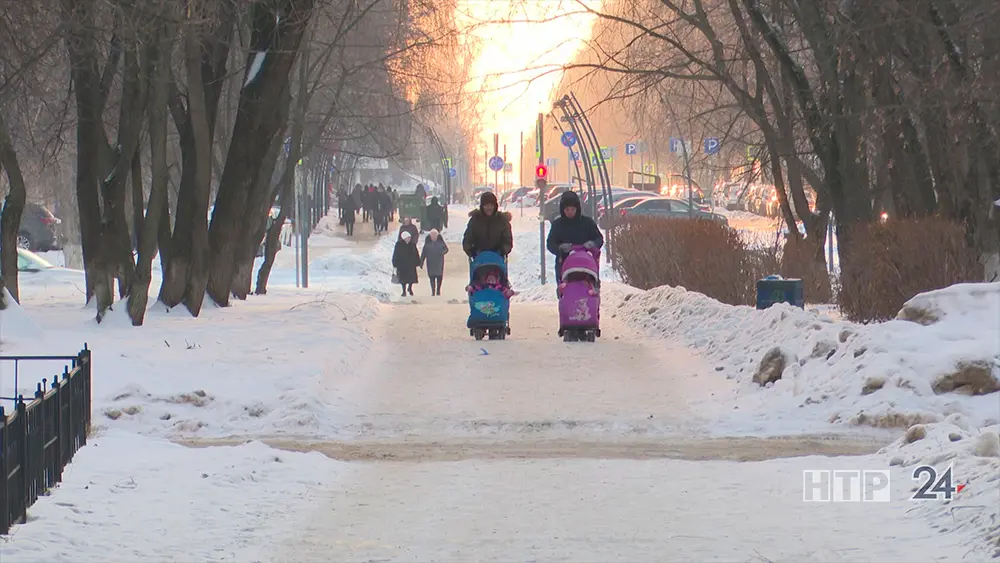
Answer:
[
  {"left": 559, "top": 190, "right": 581, "bottom": 217},
  {"left": 400, "top": 231, "right": 411, "bottom": 241},
  {"left": 479, "top": 191, "right": 499, "bottom": 211},
  {"left": 429, "top": 228, "right": 440, "bottom": 237}
]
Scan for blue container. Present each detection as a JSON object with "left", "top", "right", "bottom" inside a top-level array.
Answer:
[{"left": 756, "top": 276, "right": 804, "bottom": 310}]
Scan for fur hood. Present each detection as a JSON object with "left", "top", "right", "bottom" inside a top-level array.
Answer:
[{"left": 468, "top": 209, "right": 512, "bottom": 221}]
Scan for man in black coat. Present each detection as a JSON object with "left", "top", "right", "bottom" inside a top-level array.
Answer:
[
  {"left": 425, "top": 196, "right": 445, "bottom": 232},
  {"left": 546, "top": 190, "right": 604, "bottom": 283},
  {"left": 463, "top": 191, "right": 513, "bottom": 258}
]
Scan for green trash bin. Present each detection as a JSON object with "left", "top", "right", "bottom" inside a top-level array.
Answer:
[{"left": 756, "top": 275, "right": 804, "bottom": 310}]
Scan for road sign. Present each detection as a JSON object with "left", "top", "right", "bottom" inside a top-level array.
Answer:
[
  {"left": 488, "top": 156, "right": 504, "bottom": 171},
  {"left": 560, "top": 131, "right": 577, "bottom": 147},
  {"left": 670, "top": 138, "right": 688, "bottom": 153},
  {"left": 590, "top": 154, "right": 600, "bottom": 167},
  {"left": 643, "top": 164, "right": 655, "bottom": 174},
  {"left": 442, "top": 157, "right": 452, "bottom": 168},
  {"left": 449, "top": 168, "right": 457, "bottom": 178},
  {"left": 625, "top": 142, "right": 637, "bottom": 155},
  {"left": 704, "top": 138, "right": 720, "bottom": 155},
  {"left": 600, "top": 146, "right": 613, "bottom": 161},
  {"left": 535, "top": 164, "right": 548, "bottom": 178},
  {"left": 504, "top": 163, "right": 513, "bottom": 172},
  {"left": 545, "top": 157, "right": 558, "bottom": 167},
  {"left": 571, "top": 151, "right": 581, "bottom": 161}
]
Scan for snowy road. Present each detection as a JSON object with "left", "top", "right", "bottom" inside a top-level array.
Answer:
[{"left": 258, "top": 247, "right": 959, "bottom": 562}]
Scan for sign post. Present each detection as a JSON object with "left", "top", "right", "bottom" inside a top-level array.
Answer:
[
  {"left": 625, "top": 142, "right": 637, "bottom": 177},
  {"left": 704, "top": 138, "right": 720, "bottom": 206},
  {"left": 561, "top": 130, "right": 577, "bottom": 188},
  {"left": 538, "top": 113, "right": 547, "bottom": 285}
]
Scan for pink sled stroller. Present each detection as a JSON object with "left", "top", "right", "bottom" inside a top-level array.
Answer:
[{"left": 557, "top": 245, "right": 602, "bottom": 342}]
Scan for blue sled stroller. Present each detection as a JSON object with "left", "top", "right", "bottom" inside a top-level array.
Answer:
[{"left": 467, "top": 251, "right": 512, "bottom": 341}]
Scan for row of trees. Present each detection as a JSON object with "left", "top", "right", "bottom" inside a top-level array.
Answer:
[
  {"left": 0, "top": 0, "right": 466, "bottom": 325},
  {"left": 560, "top": 0, "right": 1000, "bottom": 281}
]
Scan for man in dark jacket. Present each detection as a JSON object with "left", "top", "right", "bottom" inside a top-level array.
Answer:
[
  {"left": 463, "top": 191, "right": 513, "bottom": 258},
  {"left": 546, "top": 190, "right": 604, "bottom": 283},
  {"left": 425, "top": 196, "right": 445, "bottom": 232}
]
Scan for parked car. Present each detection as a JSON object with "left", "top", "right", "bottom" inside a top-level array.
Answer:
[
  {"left": 621, "top": 197, "right": 728, "bottom": 225},
  {"left": 17, "top": 202, "right": 63, "bottom": 252},
  {"left": 597, "top": 194, "right": 656, "bottom": 228}
]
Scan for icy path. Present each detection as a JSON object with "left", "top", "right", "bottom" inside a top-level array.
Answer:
[{"left": 263, "top": 249, "right": 978, "bottom": 562}]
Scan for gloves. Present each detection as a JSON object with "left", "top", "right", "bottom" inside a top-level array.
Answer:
[
  {"left": 583, "top": 240, "right": 596, "bottom": 249},
  {"left": 558, "top": 243, "right": 573, "bottom": 253}
]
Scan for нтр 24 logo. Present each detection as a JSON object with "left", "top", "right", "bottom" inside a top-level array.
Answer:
[{"left": 912, "top": 464, "right": 966, "bottom": 501}]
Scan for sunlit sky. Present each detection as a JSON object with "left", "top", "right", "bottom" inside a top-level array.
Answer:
[{"left": 456, "top": 0, "right": 602, "bottom": 185}]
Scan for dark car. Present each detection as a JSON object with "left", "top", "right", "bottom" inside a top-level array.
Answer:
[
  {"left": 18, "top": 203, "right": 63, "bottom": 252},
  {"left": 598, "top": 194, "right": 656, "bottom": 228},
  {"left": 622, "top": 197, "right": 728, "bottom": 225}
]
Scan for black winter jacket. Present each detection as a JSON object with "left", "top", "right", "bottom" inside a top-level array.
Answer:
[{"left": 546, "top": 191, "right": 603, "bottom": 277}]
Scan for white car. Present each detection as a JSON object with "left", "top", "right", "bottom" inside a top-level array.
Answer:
[{"left": 15, "top": 248, "right": 85, "bottom": 288}]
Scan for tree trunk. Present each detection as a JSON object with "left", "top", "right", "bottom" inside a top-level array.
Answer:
[
  {"left": 128, "top": 21, "right": 171, "bottom": 326},
  {"left": 232, "top": 129, "right": 285, "bottom": 299},
  {"left": 60, "top": 0, "right": 115, "bottom": 320},
  {"left": 157, "top": 8, "right": 235, "bottom": 313},
  {"left": 255, "top": 168, "right": 295, "bottom": 295},
  {"left": 206, "top": 0, "right": 315, "bottom": 307},
  {"left": 0, "top": 113, "right": 26, "bottom": 303}
]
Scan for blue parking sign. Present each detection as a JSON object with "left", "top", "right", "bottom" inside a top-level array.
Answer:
[{"left": 704, "top": 137, "right": 721, "bottom": 155}]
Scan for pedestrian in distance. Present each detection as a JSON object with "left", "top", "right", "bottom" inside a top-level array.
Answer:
[
  {"left": 393, "top": 230, "right": 420, "bottom": 297},
  {"left": 425, "top": 196, "right": 445, "bottom": 233},
  {"left": 399, "top": 216, "right": 419, "bottom": 243},
  {"left": 546, "top": 190, "right": 603, "bottom": 291},
  {"left": 341, "top": 188, "right": 357, "bottom": 236},
  {"left": 420, "top": 228, "right": 449, "bottom": 296}
]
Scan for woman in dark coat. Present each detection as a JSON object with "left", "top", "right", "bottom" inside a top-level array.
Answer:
[
  {"left": 462, "top": 191, "right": 513, "bottom": 258},
  {"left": 420, "top": 228, "right": 449, "bottom": 296},
  {"left": 342, "top": 189, "right": 357, "bottom": 236},
  {"left": 398, "top": 217, "right": 420, "bottom": 242},
  {"left": 425, "top": 196, "right": 445, "bottom": 232},
  {"left": 392, "top": 230, "right": 420, "bottom": 296}
]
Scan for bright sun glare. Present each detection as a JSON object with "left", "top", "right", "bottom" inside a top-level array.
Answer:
[{"left": 456, "top": 0, "right": 602, "bottom": 185}]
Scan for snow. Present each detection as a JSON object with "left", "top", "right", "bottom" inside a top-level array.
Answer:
[
  {"left": 0, "top": 288, "right": 43, "bottom": 346},
  {"left": 1, "top": 204, "right": 998, "bottom": 561},
  {"left": 609, "top": 282, "right": 1000, "bottom": 435},
  {"left": 0, "top": 429, "right": 341, "bottom": 563}
]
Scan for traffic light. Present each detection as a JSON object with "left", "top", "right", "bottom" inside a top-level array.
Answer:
[{"left": 535, "top": 164, "right": 548, "bottom": 178}]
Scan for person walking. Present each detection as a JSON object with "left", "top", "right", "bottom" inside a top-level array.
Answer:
[
  {"left": 546, "top": 190, "right": 603, "bottom": 291},
  {"left": 425, "top": 196, "right": 445, "bottom": 232},
  {"left": 342, "top": 187, "right": 357, "bottom": 236},
  {"left": 392, "top": 230, "right": 420, "bottom": 296},
  {"left": 462, "top": 191, "right": 513, "bottom": 258},
  {"left": 420, "top": 228, "right": 449, "bottom": 296},
  {"left": 399, "top": 216, "right": 420, "bottom": 242}
]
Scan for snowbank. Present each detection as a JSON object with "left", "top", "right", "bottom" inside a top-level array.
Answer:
[
  {"left": 879, "top": 418, "right": 1000, "bottom": 557},
  {"left": 0, "top": 288, "right": 43, "bottom": 346},
  {"left": 1, "top": 429, "right": 345, "bottom": 561},
  {"left": 611, "top": 282, "right": 1000, "bottom": 432}
]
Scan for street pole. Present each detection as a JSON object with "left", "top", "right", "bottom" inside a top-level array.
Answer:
[
  {"left": 302, "top": 170, "right": 310, "bottom": 289},
  {"left": 682, "top": 140, "right": 694, "bottom": 218},
  {"left": 503, "top": 143, "right": 507, "bottom": 191},
  {"left": 537, "top": 112, "right": 546, "bottom": 285},
  {"left": 294, "top": 161, "right": 301, "bottom": 288},
  {"left": 494, "top": 133, "right": 499, "bottom": 191},
  {"left": 519, "top": 132, "right": 524, "bottom": 187}
]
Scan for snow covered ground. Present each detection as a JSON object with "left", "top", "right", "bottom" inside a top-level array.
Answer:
[{"left": 0, "top": 206, "right": 997, "bottom": 561}]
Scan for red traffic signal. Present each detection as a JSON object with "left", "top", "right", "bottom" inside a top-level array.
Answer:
[{"left": 535, "top": 164, "right": 548, "bottom": 178}]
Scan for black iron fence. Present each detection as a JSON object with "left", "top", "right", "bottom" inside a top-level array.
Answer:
[{"left": 0, "top": 346, "right": 92, "bottom": 534}]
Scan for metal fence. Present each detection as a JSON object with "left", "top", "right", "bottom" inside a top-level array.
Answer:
[{"left": 0, "top": 346, "right": 92, "bottom": 534}]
